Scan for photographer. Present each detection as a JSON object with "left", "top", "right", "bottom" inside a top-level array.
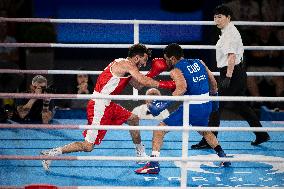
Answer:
[
  {"left": 0, "top": 103, "right": 16, "bottom": 123},
  {"left": 15, "top": 75, "right": 54, "bottom": 124},
  {"left": 68, "top": 73, "right": 94, "bottom": 109}
]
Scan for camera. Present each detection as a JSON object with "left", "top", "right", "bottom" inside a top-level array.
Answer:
[
  {"left": 4, "top": 104, "right": 14, "bottom": 114},
  {"left": 43, "top": 102, "right": 50, "bottom": 107},
  {"left": 41, "top": 86, "right": 47, "bottom": 93},
  {"left": 43, "top": 98, "right": 51, "bottom": 108},
  {"left": 0, "top": 104, "right": 14, "bottom": 123}
]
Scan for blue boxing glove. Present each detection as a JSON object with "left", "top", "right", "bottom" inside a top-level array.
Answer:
[
  {"left": 148, "top": 100, "right": 173, "bottom": 116},
  {"left": 211, "top": 92, "right": 219, "bottom": 112}
]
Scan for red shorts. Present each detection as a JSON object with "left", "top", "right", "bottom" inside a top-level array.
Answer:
[{"left": 83, "top": 100, "right": 132, "bottom": 145}]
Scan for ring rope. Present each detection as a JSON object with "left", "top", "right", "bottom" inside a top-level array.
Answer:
[
  {"left": 0, "top": 43, "right": 283, "bottom": 50},
  {"left": 0, "top": 124, "right": 283, "bottom": 132},
  {"left": 0, "top": 155, "right": 283, "bottom": 162},
  {"left": 0, "top": 93, "right": 284, "bottom": 102},
  {"left": 1, "top": 17, "right": 284, "bottom": 26},
  {"left": 1, "top": 187, "right": 282, "bottom": 189},
  {"left": 1, "top": 69, "right": 284, "bottom": 77},
  {"left": 0, "top": 187, "right": 282, "bottom": 189}
]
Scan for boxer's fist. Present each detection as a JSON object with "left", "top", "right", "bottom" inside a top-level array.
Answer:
[
  {"left": 158, "top": 80, "right": 176, "bottom": 91},
  {"left": 148, "top": 100, "right": 173, "bottom": 116},
  {"left": 146, "top": 58, "right": 168, "bottom": 78}
]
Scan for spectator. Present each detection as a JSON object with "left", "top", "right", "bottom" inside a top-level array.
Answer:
[
  {"left": 132, "top": 88, "right": 169, "bottom": 120},
  {"left": 224, "top": 0, "right": 260, "bottom": 21},
  {"left": 68, "top": 73, "right": 94, "bottom": 109},
  {"left": 261, "top": 0, "right": 284, "bottom": 100},
  {"left": 0, "top": 106, "right": 7, "bottom": 123},
  {"left": 15, "top": 75, "right": 54, "bottom": 124},
  {"left": 260, "top": 0, "right": 284, "bottom": 23},
  {"left": 246, "top": 27, "right": 284, "bottom": 100},
  {"left": 0, "top": 103, "right": 17, "bottom": 123},
  {"left": 0, "top": 1, "right": 24, "bottom": 17},
  {"left": 276, "top": 28, "right": 284, "bottom": 46},
  {"left": 224, "top": 0, "right": 261, "bottom": 44}
]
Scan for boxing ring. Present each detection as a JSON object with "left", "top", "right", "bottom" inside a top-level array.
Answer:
[{"left": 0, "top": 17, "right": 284, "bottom": 188}]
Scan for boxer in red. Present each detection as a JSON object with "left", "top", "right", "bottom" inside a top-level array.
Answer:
[{"left": 41, "top": 44, "right": 173, "bottom": 171}]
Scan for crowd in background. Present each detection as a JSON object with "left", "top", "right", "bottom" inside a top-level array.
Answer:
[
  {"left": 0, "top": 0, "right": 283, "bottom": 124},
  {"left": 224, "top": 0, "right": 284, "bottom": 105}
]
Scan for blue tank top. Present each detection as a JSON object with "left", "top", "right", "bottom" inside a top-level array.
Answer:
[{"left": 174, "top": 59, "right": 209, "bottom": 95}]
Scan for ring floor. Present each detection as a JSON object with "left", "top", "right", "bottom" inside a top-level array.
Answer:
[{"left": 0, "top": 117, "right": 283, "bottom": 188}]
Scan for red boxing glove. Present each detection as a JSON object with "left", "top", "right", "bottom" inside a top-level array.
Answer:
[
  {"left": 158, "top": 80, "right": 176, "bottom": 91},
  {"left": 145, "top": 58, "right": 168, "bottom": 78}
]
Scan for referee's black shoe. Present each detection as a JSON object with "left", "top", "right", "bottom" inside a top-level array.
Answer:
[
  {"left": 191, "top": 141, "right": 211, "bottom": 149},
  {"left": 251, "top": 135, "right": 270, "bottom": 146}
]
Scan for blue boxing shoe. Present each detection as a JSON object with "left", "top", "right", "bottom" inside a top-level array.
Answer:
[
  {"left": 217, "top": 150, "right": 231, "bottom": 167},
  {"left": 135, "top": 161, "right": 160, "bottom": 174}
]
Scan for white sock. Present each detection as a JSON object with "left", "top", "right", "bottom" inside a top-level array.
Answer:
[
  {"left": 152, "top": 151, "right": 160, "bottom": 157},
  {"left": 135, "top": 143, "right": 144, "bottom": 151},
  {"left": 52, "top": 147, "right": 63, "bottom": 155}
]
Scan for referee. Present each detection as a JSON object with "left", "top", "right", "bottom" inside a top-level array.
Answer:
[{"left": 192, "top": 4, "right": 270, "bottom": 149}]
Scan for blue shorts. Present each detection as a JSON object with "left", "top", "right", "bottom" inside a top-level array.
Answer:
[{"left": 163, "top": 102, "right": 212, "bottom": 127}]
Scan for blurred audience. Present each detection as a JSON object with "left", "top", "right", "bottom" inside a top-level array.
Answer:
[
  {"left": 0, "top": 1, "right": 24, "bottom": 17},
  {"left": 224, "top": 0, "right": 283, "bottom": 45},
  {"left": 260, "top": 0, "right": 284, "bottom": 23},
  {"left": 132, "top": 88, "right": 169, "bottom": 120},
  {"left": 224, "top": 0, "right": 261, "bottom": 43},
  {"left": 260, "top": 0, "right": 284, "bottom": 47},
  {"left": 14, "top": 75, "right": 54, "bottom": 124},
  {"left": 225, "top": 0, "right": 284, "bottom": 109},
  {"left": 246, "top": 27, "right": 284, "bottom": 107},
  {"left": 68, "top": 73, "right": 94, "bottom": 109},
  {"left": 224, "top": 0, "right": 260, "bottom": 21}
]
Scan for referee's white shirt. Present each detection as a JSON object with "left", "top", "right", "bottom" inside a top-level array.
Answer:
[{"left": 216, "top": 22, "right": 244, "bottom": 68}]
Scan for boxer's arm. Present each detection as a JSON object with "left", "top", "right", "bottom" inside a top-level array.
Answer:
[
  {"left": 130, "top": 57, "right": 167, "bottom": 89},
  {"left": 168, "top": 68, "right": 186, "bottom": 96},
  {"left": 128, "top": 64, "right": 159, "bottom": 88},
  {"left": 129, "top": 77, "right": 143, "bottom": 90},
  {"left": 200, "top": 60, "right": 218, "bottom": 94}
]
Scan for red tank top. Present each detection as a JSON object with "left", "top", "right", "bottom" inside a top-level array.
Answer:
[{"left": 94, "top": 58, "right": 131, "bottom": 95}]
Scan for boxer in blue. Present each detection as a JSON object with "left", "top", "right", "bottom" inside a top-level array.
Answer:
[{"left": 135, "top": 43, "right": 230, "bottom": 174}]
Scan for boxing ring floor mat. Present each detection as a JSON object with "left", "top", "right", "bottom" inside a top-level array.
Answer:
[{"left": 0, "top": 119, "right": 283, "bottom": 188}]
